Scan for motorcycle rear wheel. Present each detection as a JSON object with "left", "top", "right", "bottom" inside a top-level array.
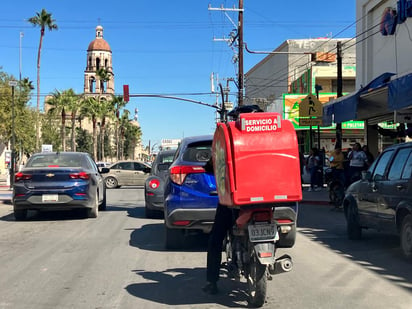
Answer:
[{"left": 247, "top": 254, "right": 267, "bottom": 307}]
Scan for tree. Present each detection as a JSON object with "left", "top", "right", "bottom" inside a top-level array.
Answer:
[
  {"left": 46, "top": 89, "right": 77, "bottom": 151},
  {"left": 75, "top": 127, "right": 93, "bottom": 154},
  {"left": 111, "top": 95, "right": 127, "bottom": 160},
  {"left": 96, "top": 68, "right": 111, "bottom": 94},
  {"left": 0, "top": 71, "right": 36, "bottom": 156},
  {"left": 98, "top": 98, "right": 115, "bottom": 162},
  {"left": 41, "top": 113, "right": 61, "bottom": 152},
  {"left": 28, "top": 8, "right": 58, "bottom": 151},
  {"left": 66, "top": 91, "right": 82, "bottom": 152},
  {"left": 80, "top": 96, "right": 101, "bottom": 160}
]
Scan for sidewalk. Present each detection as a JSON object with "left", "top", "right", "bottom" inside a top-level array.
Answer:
[{"left": 301, "top": 185, "right": 330, "bottom": 205}]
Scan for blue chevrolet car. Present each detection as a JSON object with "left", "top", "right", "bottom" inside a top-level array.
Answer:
[{"left": 163, "top": 135, "right": 218, "bottom": 249}]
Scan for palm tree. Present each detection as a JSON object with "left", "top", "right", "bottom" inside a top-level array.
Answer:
[
  {"left": 65, "top": 90, "right": 82, "bottom": 152},
  {"left": 111, "top": 95, "right": 127, "bottom": 160},
  {"left": 28, "top": 8, "right": 58, "bottom": 150},
  {"left": 96, "top": 68, "right": 111, "bottom": 94},
  {"left": 118, "top": 110, "right": 130, "bottom": 160},
  {"left": 98, "top": 98, "right": 115, "bottom": 162},
  {"left": 46, "top": 89, "right": 76, "bottom": 151},
  {"left": 80, "top": 96, "right": 101, "bottom": 160}
]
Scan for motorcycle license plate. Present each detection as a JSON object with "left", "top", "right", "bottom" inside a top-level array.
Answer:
[{"left": 248, "top": 223, "right": 277, "bottom": 242}]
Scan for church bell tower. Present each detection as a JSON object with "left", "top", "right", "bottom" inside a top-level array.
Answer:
[{"left": 84, "top": 25, "right": 114, "bottom": 96}]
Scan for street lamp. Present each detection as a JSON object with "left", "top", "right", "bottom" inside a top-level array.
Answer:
[{"left": 9, "top": 80, "right": 18, "bottom": 188}]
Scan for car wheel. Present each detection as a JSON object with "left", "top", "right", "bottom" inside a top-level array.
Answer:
[
  {"left": 346, "top": 203, "right": 362, "bottom": 240},
  {"left": 277, "top": 223, "right": 296, "bottom": 248},
  {"left": 165, "top": 226, "right": 185, "bottom": 249},
  {"left": 105, "top": 177, "right": 118, "bottom": 189},
  {"left": 14, "top": 209, "right": 27, "bottom": 221},
  {"left": 400, "top": 214, "right": 412, "bottom": 259},
  {"left": 99, "top": 189, "right": 107, "bottom": 211},
  {"left": 87, "top": 191, "right": 99, "bottom": 218}
]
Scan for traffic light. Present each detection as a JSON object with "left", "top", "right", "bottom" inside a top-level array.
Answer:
[{"left": 123, "top": 84, "right": 129, "bottom": 102}]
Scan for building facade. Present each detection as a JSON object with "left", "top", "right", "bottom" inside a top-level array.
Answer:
[
  {"left": 325, "top": 0, "right": 412, "bottom": 157},
  {"left": 245, "top": 38, "right": 358, "bottom": 154}
]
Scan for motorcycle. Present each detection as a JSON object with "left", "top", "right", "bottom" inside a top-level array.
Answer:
[
  {"left": 324, "top": 167, "right": 345, "bottom": 208},
  {"left": 223, "top": 205, "right": 295, "bottom": 307}
]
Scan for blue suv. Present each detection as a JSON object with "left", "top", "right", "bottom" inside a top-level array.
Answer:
[{"left": 163, "top": 135, "right": 218, "bottom": 249}]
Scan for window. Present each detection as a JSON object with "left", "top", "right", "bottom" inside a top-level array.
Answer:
[
  {"left": 120, "top": 162, "right": 133, "bottom": 170},
  {"left": 401, "top": 150, "right": 412, "bottom": 179},
  {"left": 133, "top": 162, "right": 146, "bottom": 171},
  {"left": 372, "top": 150, "right": 394, "bottom": 181},
  {"left": 111, "top": 162, "right": 132, "bottom": 170},
  {"left": 183, "top": 146, "right": 212, "bottom": 162},
  {"left": 388, "top": 148, "right": 412, "bottom": 180}
]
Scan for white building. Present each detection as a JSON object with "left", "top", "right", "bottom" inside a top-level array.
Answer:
[{"left": 326, "top": 0, "right": 412, "bottom": 155}]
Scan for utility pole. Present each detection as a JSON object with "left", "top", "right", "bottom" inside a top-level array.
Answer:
[
  {"left": 336, "top": 41, "right": 343, "bottom": 149},
  {"left": 208, "top": 1, "right": 244, "bottom": 106},
  {"left": 238, "top": 0, "right": 244, "bottom": 106}
]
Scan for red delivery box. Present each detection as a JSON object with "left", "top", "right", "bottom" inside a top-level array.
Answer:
[{"left": 212, "top": 112, "right": 302, "bottom": 207}]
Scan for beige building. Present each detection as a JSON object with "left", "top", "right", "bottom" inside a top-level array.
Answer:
[{"left": 245, "top": 38, "right": 358, "bottom": 153}]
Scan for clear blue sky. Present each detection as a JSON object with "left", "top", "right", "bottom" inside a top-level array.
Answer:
[{"left": 0, "top": 0, "right": 355, "bottom": 148}]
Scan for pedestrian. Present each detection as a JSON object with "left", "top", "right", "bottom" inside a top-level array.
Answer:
[
  {"left": 329, "top": 145, "right": 346, "bottom": 186},
  {"left": 362, "top": 145, "right": 374, "bottom": 169},
  {"left": 347, "top": 142, "right": 368, "bottom": 186},
  {"left": 299, "top": 151, "right": 305, "bottom": 187},
  {"left": 306, "top": 147, "right": 321, "bottom": 191}
]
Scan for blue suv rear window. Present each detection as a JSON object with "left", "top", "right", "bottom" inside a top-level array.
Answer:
[{"left": 183, "top": 142, "right": 212, "bottom": 163}]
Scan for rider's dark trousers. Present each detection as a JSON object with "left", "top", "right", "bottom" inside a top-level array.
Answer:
[{"left": 206, "top": 203, "right": 233, "bottom": 283}]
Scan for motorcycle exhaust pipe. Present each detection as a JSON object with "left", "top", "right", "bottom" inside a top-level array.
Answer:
[{"left": 269, "top": 254, "right": 293, "bottom": 275}]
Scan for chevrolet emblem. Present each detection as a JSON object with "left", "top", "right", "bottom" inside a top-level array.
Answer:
[{"left": 46, "top": 173, "right": 55, "bottom": 178}]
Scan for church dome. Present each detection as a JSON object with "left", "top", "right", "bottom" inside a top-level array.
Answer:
[{"left": 87, "top": 25, "right": 111, "bottom": 52}]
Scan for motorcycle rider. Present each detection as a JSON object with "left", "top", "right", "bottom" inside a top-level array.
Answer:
[{"left": 202, "top": 105, "right": 263, "bottom": 295}]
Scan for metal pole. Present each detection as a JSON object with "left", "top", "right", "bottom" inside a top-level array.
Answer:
[
  {"left": 336, "top": 41, "right": 343, "bottom": 149},
  {"left": 238, "top": 0, "right": 244, "bottom": 106},
  {"left": 9, "top": 82, "right": 17, "bottom": 187}
]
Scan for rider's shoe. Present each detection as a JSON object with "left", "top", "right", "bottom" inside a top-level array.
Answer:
[{"left": 202, "top": 282, "right": 218, "bottom": 295}]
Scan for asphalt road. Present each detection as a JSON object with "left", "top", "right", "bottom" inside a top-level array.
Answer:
[{"left": 0, "top": 187, "right": 411, "bottom": 309}]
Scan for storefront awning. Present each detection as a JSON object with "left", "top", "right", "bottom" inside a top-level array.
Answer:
[
  {"left": 388, "top": 72, "right": 412, "bottom": 110},
  {"left": 323, "top": 72, "right": 395, "bottom": 123}
]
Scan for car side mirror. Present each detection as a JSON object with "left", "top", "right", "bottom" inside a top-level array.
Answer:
[
  {"left": 363, "top": 170, "right": 372, "bottom": 181},
  {"left": 100, "top": 167, "right": 110, "bottom": 174},
  {"left": 143, "top": 167, "right": 151, "bottom": 174}
]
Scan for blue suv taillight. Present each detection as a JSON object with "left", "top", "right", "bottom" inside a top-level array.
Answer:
[{"left": 169, "top": 165, "right": 206, "bottom": 185}]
